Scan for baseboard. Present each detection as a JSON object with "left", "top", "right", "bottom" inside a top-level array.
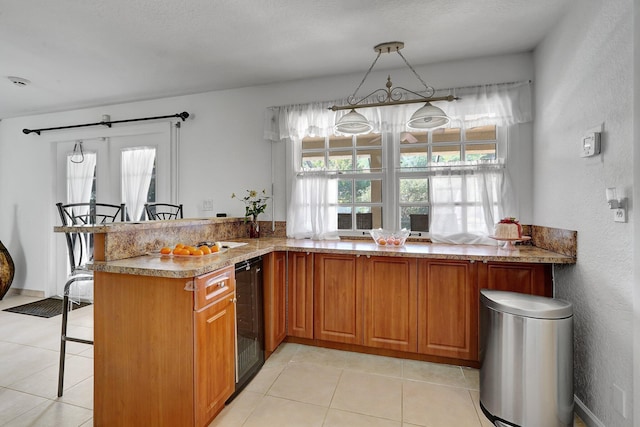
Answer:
[
  {"left": 575, "top": 395, "right": 605, "bottom": 427},
  {"left": 6, "top": 288, "right": 45, "bottom": 298}
]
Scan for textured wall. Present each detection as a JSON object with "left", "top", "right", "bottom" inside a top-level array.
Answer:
[{"left": 533, "top": 0, "right": 634, "bottom": 425}]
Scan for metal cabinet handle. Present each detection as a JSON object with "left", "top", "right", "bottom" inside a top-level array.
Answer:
[{"left": 231, "top": 297, "right": 237, "bottom": 303}]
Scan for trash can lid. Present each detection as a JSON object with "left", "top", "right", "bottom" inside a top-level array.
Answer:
[{"left": 480, "top": 289, "right": 573, "bottom": 319}]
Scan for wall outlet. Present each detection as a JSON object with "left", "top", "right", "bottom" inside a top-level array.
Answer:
[
  {"left": 611, "top": 383, "right": 627, "bottom": 418},
  {"left": 203, "top": 199, "right": 213, "bottom": 211},
  {"left": 613, "top": 208, "right": 627, "bottom": 223}
]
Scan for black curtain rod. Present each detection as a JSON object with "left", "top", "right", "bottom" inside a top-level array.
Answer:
[{"left": 22, "top": 111, "right": 189, "bottom": 135}]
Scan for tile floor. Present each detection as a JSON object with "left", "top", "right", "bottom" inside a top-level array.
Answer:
[{"left": 0, "top": 294, "right": 586, "bottom": 427}]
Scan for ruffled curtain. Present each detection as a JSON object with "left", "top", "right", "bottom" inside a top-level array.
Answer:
[
  {"left": 66, "top": 151, "right": 97, "bottom": 268},
  {"left": 121, "top": 147, "right": 156, "bottom": 221},
  {"left": 265, "top": 81, "right": 532, "bottom": 242}
]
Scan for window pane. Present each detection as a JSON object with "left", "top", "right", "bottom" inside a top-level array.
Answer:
[
  {"left": 466, "top": 125, "right": 496, "bottom": 141},
  {"left": 399, "top": 178, "right": 428, "bottom": 203},
  {"left": 329, "top": 135, "right": 353, "bottom": 149},
  {"left": 465, "top": 143, "right": 496, "bottom": 161},
  {"left": 400, "top": 131, "right": 427, "bottom": 144},
  {"left": 431, "top": 145, "right": 461, "bottom": 162},
  {"left": 355, "top": 179, "right": 382, "bottom": 203},
  {"left": 302, "top": 152, "right": 325, "bottom": 169},
  {"left": 356, "top": 148, "right": 382, "bottom": 172},
  {"left": 432, "top": 128, "right": 461, "bottom": 142},
  {"left": 356, "top": 133, "right": 382, "bottom": 147},
  {"left": 328, "top": 150, "right": 352, "bottom": 170},
  {"left": 338, "top": 179, "right": 353, "bottom": 203},
  {"left": 400, "top": 206, "right": 429, "bottom": 231},
  {"left": 337, "top": 207, "right": 352, "bottom": 229},
  {"left": 400, "top": 145, "right": 428, "bottom": 168},
  {"left": 302, "top": 137, "right": 325, "bottom": 150},
  {"left": 354, "top": 206, "right": 382, "bottom": 229}
]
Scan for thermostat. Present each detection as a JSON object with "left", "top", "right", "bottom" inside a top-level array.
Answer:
[{"left": 580, "top": 132, "right": 601, "bottom": 157}]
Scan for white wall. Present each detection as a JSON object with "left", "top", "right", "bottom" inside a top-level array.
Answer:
[
  {"left": 533, "top": 1, "right": 635, "bottom": 426},
  {"left": 0, "top": 52, "right": 533, "bottom": 296}
]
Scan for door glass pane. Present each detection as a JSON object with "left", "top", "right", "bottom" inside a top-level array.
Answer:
[{"left": 399, "top": 178, "right": 428, "bottom": 203}]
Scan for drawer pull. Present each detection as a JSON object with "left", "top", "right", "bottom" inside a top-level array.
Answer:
[{"left": 230, "top": 297, "right": 237, "bottom": 303}]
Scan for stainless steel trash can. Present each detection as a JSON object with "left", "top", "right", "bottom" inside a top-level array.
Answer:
[{"left": 479, "top": 290, "right": 573, "bottom": 427}]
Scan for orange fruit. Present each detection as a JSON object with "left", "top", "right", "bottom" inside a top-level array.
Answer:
[
  {"left": 185, "top": 246, "right": 197, "bottom": 253},
  {"left": 211, "top": 245, "right": 219, "bottom": 252},
  {"left": 160, "top": 247, "right": 171, "bottom": 254},
  {"left": 172, "top": 247, "right": 183, "bottom": 255},
  {"left": 199, "top": 245, "right": 211, "bottom": 254},
  {"left": 174, "top": 243, "right": 185, "bottom": 249},
  {"left": 178, "top": 248, "right": 190, "bottom": 256},
  {"left": 191, "top": 249, "right": 204, "bottom": 256},
  {"left": 393, "top": 239, "right": 401, "bottom": 246},
  {"left": 378, "top": 238, "right": 386, "bottom": 245}
]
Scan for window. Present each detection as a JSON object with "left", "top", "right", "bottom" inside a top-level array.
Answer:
[
  {"left": 399, "top": 125, "right": 498, "bottom": 232},
  {"left": 301, "top": 124, "right": 500, "bottom": 235},
  {"left": 301, "top": 133, "right": 384, "bottom": 231}
]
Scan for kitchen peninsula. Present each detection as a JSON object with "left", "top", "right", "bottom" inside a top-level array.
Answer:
[{"left": 57, "top": 218, "right": 575, "bottom": 426}]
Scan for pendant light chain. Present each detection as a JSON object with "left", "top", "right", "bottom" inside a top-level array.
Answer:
[
  {"left": 396, "top": 50, "right": 434, "bottom": 96},
  {"left": 348, "top": 51, "right": 382, "bottom": 102}
]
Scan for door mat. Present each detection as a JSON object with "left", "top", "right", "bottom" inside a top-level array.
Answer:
[{"left": 3, "top": 298, "right": 91, "bottom": 318}]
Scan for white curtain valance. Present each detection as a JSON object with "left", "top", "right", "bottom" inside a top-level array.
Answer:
[{"left": 264, "top": 81, "right": 532, "bottom": 143}]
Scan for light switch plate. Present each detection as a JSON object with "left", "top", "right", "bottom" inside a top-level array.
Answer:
[{"left": 203, "top": 199, "right": 213, "bottom": 211}]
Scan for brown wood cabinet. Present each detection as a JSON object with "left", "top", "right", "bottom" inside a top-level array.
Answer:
[
  {"left": 263, "top": 251, "right": 287, "bottom": 353},
  {"left": 314, "top": 253, "right": 363, "bottom": 344},
  {"left": 193, "top": 267, "right": 236, "bottom": 426},
  {"left": 479, "top": 261, "right": 552, "bottom": 297},
  {"left": 94, "top": 266, "right": 236, "bottom": 427},
  {"left": 363, "top": 256, "right": 417, "bottom": 352},
  {"left": 287, "top": 251, "right": 314, "bottom": 338},
  {"left": 417, "top": 259, "right": 478, "bottom": 361}
]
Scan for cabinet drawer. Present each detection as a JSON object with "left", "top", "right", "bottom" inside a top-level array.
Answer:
[{"left": 194, "top": 266, "right": 236, "bottom": 310}]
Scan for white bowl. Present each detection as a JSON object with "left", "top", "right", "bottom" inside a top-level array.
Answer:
[{"left": 369, "top": 229, "right": 410, "bottom": 247}]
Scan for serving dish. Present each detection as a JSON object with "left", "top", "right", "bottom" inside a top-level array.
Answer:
[{"left": 369, "top": 228, "right": 410, "bottom": 247}]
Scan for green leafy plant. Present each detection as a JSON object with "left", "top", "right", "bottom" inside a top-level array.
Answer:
[{"left": 232, "top": 189, "right": 270, "bottom": 221}]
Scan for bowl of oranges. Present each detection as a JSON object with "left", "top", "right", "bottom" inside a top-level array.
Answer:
[
  {"left": 369, "top": 228, "right": 410, "bottom": 247},
  {"left": 157, "top": 242, "right": 225, "bottom": 257}
]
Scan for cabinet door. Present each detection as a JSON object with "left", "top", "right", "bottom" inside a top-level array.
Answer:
[
  {"left": 418, "top": 259, "right": 478, "bottom": 360},
  {"left": 363, "top": 256, "right": 417, "bottom": 352},
  {"left": 194, "top": 293, "right": 236, "bottom": 426},
  {"left": 314, "top": 253, "right": 363, "bottom": 344},
  {"left": 287, "top": 252, "right": 314, "bottom": 338},
  {"left": 264, "top": 252, "right": 287, "bottom": 352},
  {"left": 481, "top": 262, "right": 552, "bottom": 297}
]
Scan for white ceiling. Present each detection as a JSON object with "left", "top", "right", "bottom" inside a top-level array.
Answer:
[{"left": 0, "top": 0, "right": 570, "bottom": 119}]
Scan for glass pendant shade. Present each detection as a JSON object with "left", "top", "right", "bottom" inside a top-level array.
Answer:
[
  {"left": 407, "top": 102, "right": 450, "bottom": 129},
  {"left": 334, "top": 109, "right": 373, "bottom": 135}
]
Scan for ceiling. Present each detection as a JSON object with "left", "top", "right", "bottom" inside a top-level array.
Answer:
[{"left": 0, "top": 0, "right": 570, "bottom": 120}]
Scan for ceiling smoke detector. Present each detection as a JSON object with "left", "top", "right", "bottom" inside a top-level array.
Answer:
[{"left": 8, "top": 76, "right": 31, "bottom": 87}]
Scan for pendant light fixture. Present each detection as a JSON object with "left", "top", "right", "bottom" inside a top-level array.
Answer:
[{"left": 331, "top": 42, "right": 457, "bottom": 135}]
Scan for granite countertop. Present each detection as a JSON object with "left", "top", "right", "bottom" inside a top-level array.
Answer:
[{"left": 89, "top": 237, "right": 576, "bottom": 278}]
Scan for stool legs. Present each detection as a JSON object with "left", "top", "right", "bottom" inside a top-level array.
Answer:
[{"left": 57, "top": 276, "right": 94, "bottom": 397}]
